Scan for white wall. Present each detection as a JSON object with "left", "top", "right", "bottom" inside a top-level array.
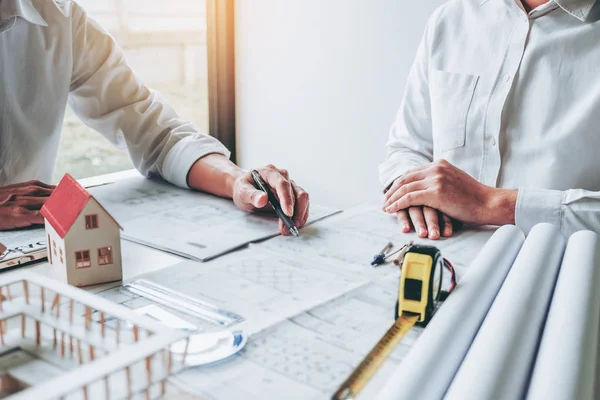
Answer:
[{"left": 235, "top": 0, "right": 446, "bottom": 208}]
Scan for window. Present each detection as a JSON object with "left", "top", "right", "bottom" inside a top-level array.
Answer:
[
  {"left": 54, "top": 0, "right": 217, "bottom": 181},
  {"left": 59, "top": 248, "right": 64, "bottom": 264},
  {"left": 47, "top": 235, "right": 53, "bottom": 264},
  {"left": 75, "top": 250, "right": 91, "bottom": 268},
  {"left": 85, "top": 215, "right": 99, "bottom": 230},
  {"left": 53, "top": 241, "right": 57, "bottom": 256},
  {"left": 98, "top": 247, "right": 113, "bottom": 265}
]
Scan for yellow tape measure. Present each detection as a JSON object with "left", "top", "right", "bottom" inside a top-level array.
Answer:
[
  {"left": 332, "top": 313, "right": 419, "bottom": 400},
  {"left": 332, "top": 244, "right": 445, "bottom": 400}
]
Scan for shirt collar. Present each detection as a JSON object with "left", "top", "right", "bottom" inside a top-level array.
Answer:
[
  {"left": 0, "top": 0, "right": 47, "bottom": 26},
  {"left": 553, "top": 0, "right": 597, "bottom": 21}
]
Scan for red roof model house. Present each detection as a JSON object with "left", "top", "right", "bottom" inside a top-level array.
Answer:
[{"left": 41, "top": 174, "right": 123, "bottom": 287}]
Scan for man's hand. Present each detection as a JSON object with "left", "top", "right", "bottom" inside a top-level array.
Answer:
[
  {"left": 232, "top": 165, "right": 310, "bottom": 236},
  {"left": 0, "top": 180, "right": 55, "bottom": 230},
  {"left": 395, "top": 206, "right": 456, "bottom": 240},
  {"left": 187, "top": 155, "right": 310, "bottom": 236},
  {"left": 383, "top": 160, "right": 517, "bottom": 226}
]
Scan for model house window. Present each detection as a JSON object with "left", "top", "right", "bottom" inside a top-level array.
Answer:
[
  {"left": 53, "top": 241, "right": 57, "bottom": 256},
  {"left": 98, "top": 247, "right": 113, "bottom": 266},
  {"left": 59, "top": 248, "right": 64, "bottom": 264},
  {"left": 75, "top": 250, "right": 91, "bottom": 268},
  {"left": 47, "top": 235, "right": 53, "bottom": 264},
  {"left": 85, "top": 215, "right": 99, "bottom": 229}
]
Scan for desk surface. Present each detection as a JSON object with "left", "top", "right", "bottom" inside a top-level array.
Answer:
[{"left": 25, "top": 170, "right": 494, "bottom": 400}]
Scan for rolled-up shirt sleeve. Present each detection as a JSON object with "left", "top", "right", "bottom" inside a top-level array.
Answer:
[
  {"left": 66, "top": 3, "right": 229, "bottom": 188},
  {"left": 516, "top": 188, "right": 600, "bottom": 236}
]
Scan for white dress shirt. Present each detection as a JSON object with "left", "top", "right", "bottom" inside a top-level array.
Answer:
[
  {"left": 0, "top": 0, "right": 229, "bottom": 188},
  {"left": 379, "top": 0, "right": 600, "bottom": 236}
]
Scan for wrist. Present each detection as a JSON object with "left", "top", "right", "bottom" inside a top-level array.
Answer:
[
  {"left": 226, "top": 167, "right": 246, "bottom": 198},
  {"left": 485, "top": 188, "right": 517, "bottom": 226},
  {"left": 187, "top": 153, "right": 245, "bottom": 199}
]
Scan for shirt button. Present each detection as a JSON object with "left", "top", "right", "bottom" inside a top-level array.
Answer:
[
  {"left": 503, "top": 75, "right": 511, "bottom": 82},
  {"left": 490, "top": 137, "right": 497, "bottom": 146}
]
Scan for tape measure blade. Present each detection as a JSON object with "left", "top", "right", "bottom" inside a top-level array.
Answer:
[{"left": 331, "top": 313, "right": 419, "bottom": 400}]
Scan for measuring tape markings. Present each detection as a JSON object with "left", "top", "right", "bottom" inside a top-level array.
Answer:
[
  {"left": 332, "top": 244, "right": 456, "bottom": 400},
  {"left": 332, "top": 313, "right": 419, "bottom": 400}
]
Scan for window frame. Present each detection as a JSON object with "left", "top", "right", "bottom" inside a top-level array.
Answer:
[
  {"left": 48, "top": 235, "right": 53, "bottom": 264},
  {"left": 97, "top": 246, "right": 113, "bottom": 266},
  {"left": 206, "top": 0, "right": 236, "bottom": 162},
  {"left": 75, "top": 250, "right": 92, "bottom": 269},
  {"left": 85, "top": 214, "right": 99, "bottom": 230}
]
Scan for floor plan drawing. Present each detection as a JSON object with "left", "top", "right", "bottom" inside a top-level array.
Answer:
[
  {"left": 117, "top": 247, "right": 369, "bottom": 335},
  {"left": 88, "top": 206, "right": 498, "bottom": 399},
  {"left": 89, "top": 177, "right": 340, "bottom": 261}
]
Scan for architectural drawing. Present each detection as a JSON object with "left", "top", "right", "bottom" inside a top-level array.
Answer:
[
  {"left": 0, "top": 271, "right": 190, "bottom": 399},
  {"left": 88, "top": 176, "right": 340, "bottom": 261},
  {"left": 117, "top": 247, "right": 368, "bottom": 335},
  {"left": 90, "top": 205, "right": 494, "bottom": 399},
  {"left": 261, "top": 205, "right": 495, "bottom": 279},
  {"left": 41, "top": 174, "right": 123, "bottom": 287},
  {"left": 168, "top": 275, "right": 423, "bottom": 400},
  {"left": 228, "top": 258, "right": 332, "bottom": 294}
]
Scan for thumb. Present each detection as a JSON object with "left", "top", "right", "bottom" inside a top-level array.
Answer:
[{"left": 249, "top": 189, "right": 268, "bottom": 209}]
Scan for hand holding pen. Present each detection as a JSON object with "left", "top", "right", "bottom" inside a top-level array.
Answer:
[{"left": 231, "top": 165, "right": 310, "bottom": 236}]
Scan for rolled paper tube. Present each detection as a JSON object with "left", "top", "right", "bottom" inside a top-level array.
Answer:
[
  {"left": 376, "top": 225, "right": 525, "bottom": 400},
  {"left": 445, "top": 223, "right": 566, "bottom": 400},
  {"left": 526, "top": 231, "right": 600, "bottom": 400}
]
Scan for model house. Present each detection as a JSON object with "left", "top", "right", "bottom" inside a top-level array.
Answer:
[{"left": 41, "top": 174, "right": 123, "bottom": 287}]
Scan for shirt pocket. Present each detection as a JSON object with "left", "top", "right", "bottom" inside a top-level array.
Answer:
[{"left": 429, "top": 70, "right": 479, "bottom": 152}]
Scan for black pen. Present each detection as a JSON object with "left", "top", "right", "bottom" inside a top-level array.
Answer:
[{"left": 250, "top": 170, "right": 300, "bottom": 237}]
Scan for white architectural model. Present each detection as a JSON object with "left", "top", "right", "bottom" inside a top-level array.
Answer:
[
  {"left": 41, "top": 174, "right": 123, "bottom": 287},
  {"left": 0, "top": 270, "right": 190, "bottom": 399}
]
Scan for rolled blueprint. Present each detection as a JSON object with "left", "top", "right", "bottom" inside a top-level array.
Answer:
[
  {"left": 526, "top": 230, "right": 600, "bottom": 400},
  {"left": 445, "top": 223, "right": 566, "bottom": 400},
  {"left": 375, "top": 225, "right": 525, "bottom": 400}
]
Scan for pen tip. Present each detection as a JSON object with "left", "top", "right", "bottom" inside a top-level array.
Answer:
[{"left": 290, "top": 227, "right": 300, "bottom": 237}]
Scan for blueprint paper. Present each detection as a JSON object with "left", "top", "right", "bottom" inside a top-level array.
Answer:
[
  {"left": 258, "top": 204, "right": 495, "bottom": 280},
  {"left": 445, "top": 223, "right": 566, "bottom": 400},
  {"left": 526, "top": 231, "right": 600, "bottom": 400},
  {"left": 168, "top": 274, "right": 426, "bottom": 400},
  {"left": 90, "top": 204, "right": 501, "bottom": 399},
  {"left": 88, "top": 176, "right": 340, "bottom": 261},
  {"left": 375, "top": 225, "right": 525, "bottom": 400},
  {"left": 123, "top": 246, "right": 372, "bottom": 335}
]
